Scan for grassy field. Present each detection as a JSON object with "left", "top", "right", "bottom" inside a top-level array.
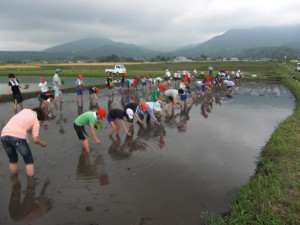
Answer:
[
  {"left": 1, "top": 61, "right": 300, "bottom": 224},
  {"left": 1, "top": 61, "right": 299, "bottom": 80}
]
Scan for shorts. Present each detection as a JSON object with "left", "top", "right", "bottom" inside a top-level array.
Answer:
[
  {"left": 39, "top": 92, "right": 54, "bottom": 101},
  {"left": 76, "top": 88, "right": 83, "bottom": 96},
  {"left": 74, "top": 123, "right": 88, "bottom": 140},
  {"left": 13, "top": 93, "right": 23, "bottom": 104},
  {"left": 166, "top": 96, "right": 173, "bottom": 103},
  {"left": 1, "top": 136, "right": 34, "bottom": 164},
  {"left": 54, "top": 86, "right": 62, "bottom": 97},
  {"left": 107, "top": 113, "right": 115, "bottom": 123},
  {"left": 180, "top": 94, "right": 187, "bottom": 101}
]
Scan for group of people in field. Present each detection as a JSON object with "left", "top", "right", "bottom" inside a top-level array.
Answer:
[{"left": 1, "top": 66, "right": 242, "bottom": 185}]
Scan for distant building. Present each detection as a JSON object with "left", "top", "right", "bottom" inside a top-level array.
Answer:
[{"left": 174, "top": 56, "right": 193, "bottom": 62}]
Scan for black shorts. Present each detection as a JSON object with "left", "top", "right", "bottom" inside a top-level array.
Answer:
[
  {"left": 166, "top": 96, "right": 173, "bottom": 103},
  {"left": 74, "top": 123, "right": 88, "bottom": 140},
  {"left": 13, "top": 93, "right": 23, "bottom": 104}
]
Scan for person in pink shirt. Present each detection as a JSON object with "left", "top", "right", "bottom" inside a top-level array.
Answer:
[{"left": 1, "top": 108, "right": 47, "bottom": 179}]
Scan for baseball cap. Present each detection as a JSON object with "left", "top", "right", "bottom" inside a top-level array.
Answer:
[
  {"left": 126, "top": 108, "right": 134, "bottom": 119},
  {"left": 55, "top": 68, "right": 62, "bottom": 73},
  {"left": 140, "top": 102, "right": 148, "bottom": 111},
  {"left": 96, "top": 108, "right": 106, "bottom": 119},
  {"left": 39, "top": 77, "right": 45, "bottom": 82},
  {"left": 159, "top": 84, "right": 167, "bottom": 92},
  {"left": 153, "top": 102, "right": 162, "bottom": 111}
]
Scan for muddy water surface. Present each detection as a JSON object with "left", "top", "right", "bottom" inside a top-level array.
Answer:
[{"left": 0, "top": 82, "right": 295, "bottom": 225}]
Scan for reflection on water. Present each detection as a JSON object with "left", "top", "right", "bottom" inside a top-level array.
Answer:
[
  {"left": 9, "top": 174, "right": 52, "bottom": 223},
  {"left": 0, "top": 81, "right": 295, "bottom": 225},
  {"left": 76, "top": 152, "right": 109, "bottom": 186}
]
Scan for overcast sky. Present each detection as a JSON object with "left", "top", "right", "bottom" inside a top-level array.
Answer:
[{"left": 1, "top": 0, "right": 300, "bottom": 52}]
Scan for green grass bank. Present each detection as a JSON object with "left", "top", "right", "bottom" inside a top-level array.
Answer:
[
  {"left": 222, "top": 76, "right": 300, "bottom": 225},
  {"left": 210, "top": 80, "right": 300, "bottom": 223}
]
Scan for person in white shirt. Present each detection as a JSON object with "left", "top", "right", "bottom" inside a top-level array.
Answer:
[
  {"left": 38, "top": 77, "right": 49, "bottom": 107},
  {"left": 75, "top": 74, "right": 84, "bottom": 107},
  {"left": 53, "top": 68, "right": 62, "bottom": 108},
  {"left": 164, "top": 88, "right": 184, "bottom": 111},
  {"left": 38, "top": 77, "right": 48, "bottom": 93},
  {"left": 224, "top": 80, "right": 235, "bottom": 97},
  {"left": 235, "top": 69, "right": 242, "bottom": 85},
  {"left": 164, "top": 69, "right": 171, "bottom": 84}
]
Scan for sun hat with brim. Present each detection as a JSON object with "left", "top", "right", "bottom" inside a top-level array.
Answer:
[
  {"left": 126, "top": 108, "right": 134, "bottom": 119},
  {"left": 153, "top": 102, "right": 162, "bottom": 111}
]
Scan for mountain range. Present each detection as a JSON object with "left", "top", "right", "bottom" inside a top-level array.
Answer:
[{"left": 0, "top": 24, "right": 299, "bottom": 62}]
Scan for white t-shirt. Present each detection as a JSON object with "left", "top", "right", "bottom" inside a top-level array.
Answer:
[
  {"left": 154, "top": 77, "right": 162, "bottom": 83},
  {"left": 75, "top": 79, "right": 83, "bottom": 86},
  {"left": 53, "top": 73, "right": 61, "bottom": 86},
  {"left": 39, "top": 81, "right": 48, "bottom": 92},
  {"left": 165, "top": 89, "right": 178, "bottom": 97},
  {"left": 224, "top": 80, "right": 235, "bottom": 87},
  {"left": 196, "top": 80, "right": 203, "bottom": 86}
]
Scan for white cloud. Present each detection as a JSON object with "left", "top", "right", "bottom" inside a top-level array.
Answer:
[{"left": 0, "top": 0, "right": 299, "bottom": 51}]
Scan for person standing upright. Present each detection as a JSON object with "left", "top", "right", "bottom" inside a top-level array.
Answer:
[
  {"left": 8, "top": 73, "right": 24, "bottom": 114},
  {"left": 107, "top": 72, "right": 114, "bottom": 95},
  {"left": 53, "top": 68, "right": 62, "bottom": 109},
  {"left": 208, "top": 65, "right": 214, "bottom": 76},
  {"left": 75, "top": 74, "right": 84, "bottom": 107}
]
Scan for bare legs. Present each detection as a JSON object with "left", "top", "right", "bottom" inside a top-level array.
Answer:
[
  {"left": 82, "top": 139, "right": 90, "bottom": 153},
  {"left": 9, "top": 163, "right": 34, "bottom": 176}
]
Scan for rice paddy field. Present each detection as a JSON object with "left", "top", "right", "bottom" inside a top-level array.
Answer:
[{"left": 0, "top": 61, "right": 299, "bottom": 224}]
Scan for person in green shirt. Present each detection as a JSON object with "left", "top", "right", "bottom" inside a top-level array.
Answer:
[
  {"left": 74, "top": 108, "right": 106, "bottom": 152},
  {"left": 149, "top": 84, "right": 167, "bottom": 102}
]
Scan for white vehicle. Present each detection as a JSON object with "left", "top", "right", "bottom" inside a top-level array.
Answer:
[
  {"left": 105, "top": 64, "right": 126, "bottom": 75},
  {"left": 296, "top": 62, "right": 300, "bottom": 72}
]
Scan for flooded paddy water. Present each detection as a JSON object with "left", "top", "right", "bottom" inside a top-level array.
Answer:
[{"left": 0, "top": 81, "right": 295, "bottom": 225}]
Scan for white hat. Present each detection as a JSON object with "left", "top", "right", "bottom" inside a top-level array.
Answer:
[
  {"left": 126, "top": 108, "right": 134, "bottom": 119},
  {"left": 153, "top": 102, "right": 162, "bottom": 111}
]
